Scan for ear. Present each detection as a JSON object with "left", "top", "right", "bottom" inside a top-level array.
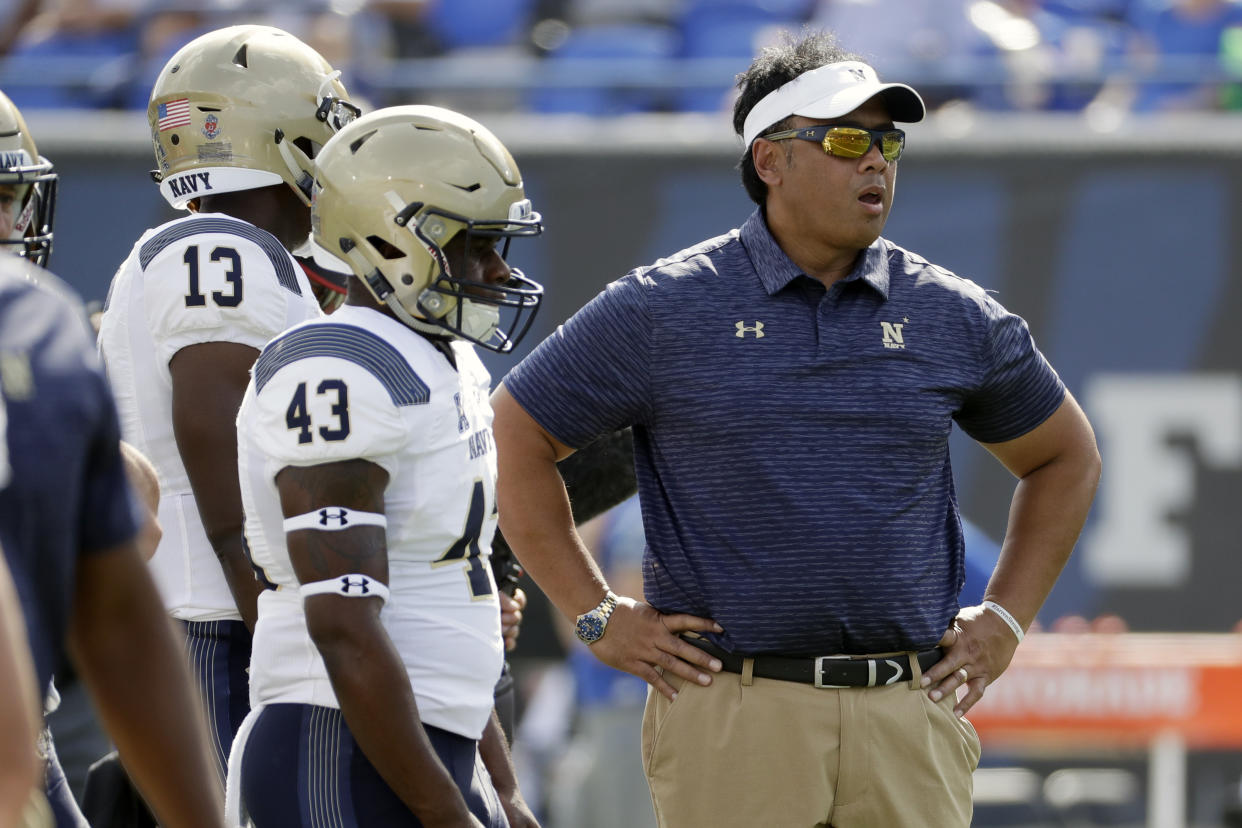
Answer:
[{"left": 751, "top": 138, "right": 785, "bottom": 188}]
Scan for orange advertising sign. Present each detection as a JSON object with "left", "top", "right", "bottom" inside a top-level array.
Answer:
[{"left": 968, "top": 633, "right": 1242, "bottom": 749}]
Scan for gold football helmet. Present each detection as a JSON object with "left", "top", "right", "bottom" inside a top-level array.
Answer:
[
  {"left": 0, "top": 90, "right": 56, "bottom": 266},
  {"left": 148, "top": 25, "right": 357, "bottom": 210},
  {"left": 312, "top": 105, "right": 544, "bottom": 353}
]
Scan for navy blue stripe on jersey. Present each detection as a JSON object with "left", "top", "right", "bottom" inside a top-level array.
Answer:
[
  {"left": 254, "top": 324, "right": 431, "bottom": 406},
  {"left": 138, "top": 218, "right": 302, "bottom": 296}
]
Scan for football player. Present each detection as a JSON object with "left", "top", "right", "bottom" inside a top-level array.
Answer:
[
  {"left": 96, "top": 25, "right": 357, "bottom": 783},
  {"left": 230, "top": 105, "right": 543, "bottom": 827},
  {"left": 0, "top": 89, "right": 54, "bottom": 267},
  {"left": 0, "top": 90, "right": 226, "bottom": 828}
]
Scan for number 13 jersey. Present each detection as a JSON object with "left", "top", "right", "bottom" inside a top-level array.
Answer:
[
  {"left": 98, "top": 213, "right": 321, "bottom": 621},
  {"left": 236, "top": 304, "right": 504, "bottom": 740}
]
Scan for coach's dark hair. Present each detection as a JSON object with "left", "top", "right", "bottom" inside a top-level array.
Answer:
[{"left": 733, "top": 30, "right": 864, "bottom": 206}]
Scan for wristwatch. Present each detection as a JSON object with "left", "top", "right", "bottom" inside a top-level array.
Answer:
[{"left": 574, "top": 591, "right": 619, "bottom": 645}]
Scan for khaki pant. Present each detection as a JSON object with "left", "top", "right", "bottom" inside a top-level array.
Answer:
[
  {"left": 20, "top": 789, "right": 52, "bottom": 828},
  {"left": 641, "top": 654, "right": 980, "bottom": 828}
]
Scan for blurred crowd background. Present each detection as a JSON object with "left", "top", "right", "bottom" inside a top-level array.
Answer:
[{"left": 6, "top": 0, "right": 1242, "bottom": 118}]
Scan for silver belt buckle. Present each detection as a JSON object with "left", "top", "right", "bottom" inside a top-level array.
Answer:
[{"left": 813, "top": 655, "right": 853, "bottom": 689}]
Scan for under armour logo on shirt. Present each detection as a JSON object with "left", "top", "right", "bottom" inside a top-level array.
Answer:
[
  {"left": 319, "top": 508, "right": 350, "bottom": 526},
  {"left": 736, "top": 321, "right": 765, "bottom": 338}
]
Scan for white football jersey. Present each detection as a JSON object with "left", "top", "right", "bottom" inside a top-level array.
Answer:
[
  {"left": 237, "top": 305, "right": 504, "bottom": 740},
  {"left": 98, "top": 213, "right": 320, "bottom": 621}
]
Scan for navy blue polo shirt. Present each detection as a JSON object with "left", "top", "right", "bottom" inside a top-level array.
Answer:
[
  {"left": 503, "top": 210, "right": 1064, "bottom": 656},
  {"left": 0, "top": 260, "right": 140, "bottom": 689}
]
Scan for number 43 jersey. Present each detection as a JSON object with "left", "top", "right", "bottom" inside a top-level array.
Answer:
[
  {"left": 98, "top": 213, "right": 320, "bottom": 621},
  {"left": 236, "top": 305, "right": 505, "bottom": 741}
]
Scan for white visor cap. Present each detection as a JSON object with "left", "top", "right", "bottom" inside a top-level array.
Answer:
[{"left": 742, "top": 61, "right": 925, "bottom": 147}]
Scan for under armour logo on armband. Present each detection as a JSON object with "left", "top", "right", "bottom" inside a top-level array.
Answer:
[
  {"left": 735, "top": 321, "right": 765, "bottom": 338},
  {"left": 847, "top": 67, "right": 868, "bottom": 82},
  {"left": 339, "top": 576, "right": 371, "bottom": 595},
  {"left": 318, "top": 508, "right": 349, "bottom": 527}
]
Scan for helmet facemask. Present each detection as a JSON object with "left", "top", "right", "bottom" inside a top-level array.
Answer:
[
  {"left": 0, "top": 160, "right": 56, "bottom": 267},
  {"left": 401, "top": 202, "right": 543, "bottom": 353},
  {"left": 0, "top": 91, "right": 57, "bottom": 267}
]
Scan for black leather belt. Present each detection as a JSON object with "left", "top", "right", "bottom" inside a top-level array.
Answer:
[{"left": 685, "top": 636, "right": 943, "bottom": 689}]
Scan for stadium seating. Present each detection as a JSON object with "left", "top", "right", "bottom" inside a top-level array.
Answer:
[
  {"left": 674, "top": 0, "right": 812, "bottom": 112},
  {"left": 422, "top": 0, "right": 537, "bottom": 50},
  {"left": 528, "top": 23, "right": 680, "bottom": 115},
  {"left": 4, "top": 29, "right": 138, "bottom": 109}
]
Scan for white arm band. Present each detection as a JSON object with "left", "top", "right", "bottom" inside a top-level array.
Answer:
[
  {"left": 299, "top": 574, "right": 390, "bottom": 604},
  {"left": 283, "top": 507, "right": 387, "bottom": 533},
  {"left": 983, "top": 600, "right": 1024, "bottom": 643}
]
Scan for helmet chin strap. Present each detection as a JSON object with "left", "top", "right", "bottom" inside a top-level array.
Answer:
[
  {"left": 384, "top": 290, "right": 499, "bottom": 347},
  {"left": 342, "top": 244, "right": 497, "bottom": 345},
  {"left": 457, "top": 299, "right": 501, "bottom": 344},
  {"left": 13, "top": 189, "right": 35, "bottom": 237},
  {"left": 337, "top": 245, "right": 438, "bottom": 335},
  {"left": 274, "top": 129, "right": 314, "bottom": 204},
  {"left": 383, "top": 292, "right": 451, "bottom": 339}
]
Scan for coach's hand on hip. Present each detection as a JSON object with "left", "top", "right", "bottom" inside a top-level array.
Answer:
[
  {"left": 920, "top": 602, "right": 1021, "bottom": 718},
  {"left": 593, "top": 597, "right": 723, "bottom": 701}
]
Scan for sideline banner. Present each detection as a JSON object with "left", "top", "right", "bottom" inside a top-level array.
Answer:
[{"left": 969, "top": 634, "right": 1242, "bottom": 749}]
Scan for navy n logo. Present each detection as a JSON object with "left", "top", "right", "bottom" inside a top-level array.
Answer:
[{"left": 881, "top": 321, "right": 905, "bottom": 350}]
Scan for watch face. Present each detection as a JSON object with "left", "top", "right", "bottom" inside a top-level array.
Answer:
[{"left": 576, "top": 613, "right": 605, "bottom": 643}]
